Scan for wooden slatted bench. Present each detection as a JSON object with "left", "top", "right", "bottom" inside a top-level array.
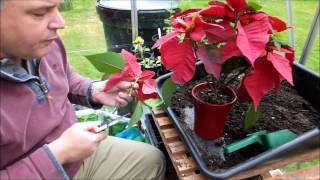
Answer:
[
  {"left": 150, "top": 107, "right": 205, "bottom": 180},
  {"left": 150, "top": 107, "right": 320, "bottom": 180}
]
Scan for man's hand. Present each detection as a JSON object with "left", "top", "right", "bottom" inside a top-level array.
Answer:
[
  {"left": 48, "top": 122, "right": 107, "bottom": 164},
  {"left": 91, "top": 80, "right": 138, "bottom": 107}
]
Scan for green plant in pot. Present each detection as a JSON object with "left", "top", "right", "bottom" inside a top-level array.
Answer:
[
  {"left": 132, "top": 36, "right": 163, "bottom": 78},
  {"left": 152, "top": 0, "right": 294, "bottom": 140}
]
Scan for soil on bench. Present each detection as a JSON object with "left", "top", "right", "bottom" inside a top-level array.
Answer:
[{"left": 171, "top": 79, "right": 319, "bottom": 171}]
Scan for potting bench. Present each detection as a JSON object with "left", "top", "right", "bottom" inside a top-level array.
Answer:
[{"left": 149, "top": 107, "right": 320, "bottom": 180}]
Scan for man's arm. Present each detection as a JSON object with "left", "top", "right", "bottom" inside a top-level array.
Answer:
[
  {"left": 53, "top": 37, "right": 102, "bottom": 108},
  {"left": 1, "top": 121, "right": 107, "bottom": 180},
  {"left": 66, "top": 67, "right": 102, "bottom": 109},
  {"left": 0, "top": 145, "right": 69, "bottom": 180}
]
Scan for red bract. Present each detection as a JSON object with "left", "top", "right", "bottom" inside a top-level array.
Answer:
[
  {"left": 137, "top": 72, "right": 158, "bottom": 101},
  {"left": 267, "top": 47, "right": 293, "bottom": 85},
  {"left": 237, "top": 13, "right": 270, "bottom": 65},
  {"left": 197, "top": 39, "right": 242, "bottom": 79},
  {"left": 171, "top": 10, "right": 195, "bottom": 34},
  {"left": 191, "top": 16, "right": 225, "bottom": 42},
  {"left": 243, "top": 45, "right": 293, "bottom": 110},
  {"left": 152, "top": 31, "right": 179, "bottom": 49},
  {"left": 202, "top": 1, "right": 236, "bottom": 20},
  {"left": 133, "top": 84, "right": 158, "bottom": 102},
  {"left": 170, "top": 10, "right": 225, "bottom": 42},
  {"left": 268, "top": 16, "right": 288, "bottom": 32},
  {"left": 171, "top": 10, "right": 200, "bottom": 33},
  {"left": 268, "top": 45, "right": 295, "bottom": 66},
  {"left": 226, "top": 0, "right": 249, "bottom": 15},
  {"left": 159, "top": 38, "right": 197, "bottom": 84},
  {"left": 103, "top": 49, "right": 158, "bottom": 101},
  {"left": 243, "top": 57, "right": 279, "bottom": 110},
  {"left": 197, "top": 45, "right": 224, "bottom": 79},
  {"left": 284, "top": 46, "right": 295, "bottom": 65},
  {"left": 237, "top": 78, "right": 251, "bottom": 102},
  {"left": 206, "top": 21, "right": 236, "bottom": 43}
]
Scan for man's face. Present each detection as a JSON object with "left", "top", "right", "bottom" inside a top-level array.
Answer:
[{"left": 0, "top": 0, "right": 65, "bottom": 59}]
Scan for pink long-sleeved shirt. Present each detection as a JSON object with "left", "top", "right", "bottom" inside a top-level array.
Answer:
[{"left": 0, "top": 38, "right": 97, "bottom": 179}]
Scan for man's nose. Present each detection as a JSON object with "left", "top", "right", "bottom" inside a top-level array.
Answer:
[{"left": 48, "top": 9, "right": 65, "bottom": 30}]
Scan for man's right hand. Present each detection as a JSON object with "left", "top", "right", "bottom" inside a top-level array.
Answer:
[{"left": 48, "top": 122, "right": 107, "bottom": 164}]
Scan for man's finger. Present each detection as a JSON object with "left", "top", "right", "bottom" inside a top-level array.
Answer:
[
  {"left": 94, "top": 132, "right": 107, "bottom": 142},
  {"left": 117, "top": 81, "right": 131, "bottom": 90},
  {"left": 119, "top": 92, "right": 133, "bottom": 102},
  {"left": 115, "top": 96, "right": 128, "bottom": 107},
  {"left": 78, "top": 121, "right": 102, "bottom": 130},
  {"left": 118, "top": 81, "right": 139, "bottom": 90}
]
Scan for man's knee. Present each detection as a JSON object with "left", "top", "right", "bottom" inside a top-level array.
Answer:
[{"left": 135, "top": 143, "right": 166, "bottom": 179}]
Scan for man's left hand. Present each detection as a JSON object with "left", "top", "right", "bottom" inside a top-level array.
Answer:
[{"left": 90, "top": 81, "right": 138, "bottom": 107}]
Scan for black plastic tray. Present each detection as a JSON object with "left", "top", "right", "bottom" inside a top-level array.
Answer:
[
  {"left": 156, "top": 63, "right": 320, "bottom": 179},
  {"left": 144, "top": 114, "right": 164, "bottom": 147}
]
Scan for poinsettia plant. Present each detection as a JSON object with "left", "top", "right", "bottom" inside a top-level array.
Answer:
[
  {"left": 103, "top": 49, "right": 159, "bottom": 127},
  {"left": 152, "top": 0, "right": 294, "bottom": 128}
]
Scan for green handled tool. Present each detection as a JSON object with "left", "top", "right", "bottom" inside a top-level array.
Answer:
[{"left": 224, "top": 129, "right": 298, "bottom": 154}]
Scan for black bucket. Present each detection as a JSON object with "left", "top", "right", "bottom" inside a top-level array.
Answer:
[{"left": 96, "top": 0, "right": 180, "bottom": 52}]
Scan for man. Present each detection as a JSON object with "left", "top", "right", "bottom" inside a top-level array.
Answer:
[{"left": 0, "top": 0, "right": 165, "bottom": 179}]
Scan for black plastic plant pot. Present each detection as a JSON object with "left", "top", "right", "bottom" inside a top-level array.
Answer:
[
  {"left": 156, "top": 62, "right": 320, "bottom": 179},
  {"left": 96, "top": 0, "right": 180, "bottom": 52}
]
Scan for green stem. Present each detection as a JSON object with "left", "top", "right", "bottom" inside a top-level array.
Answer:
[
  {"left": 127, "top": 77, "right": 140, "bottom": 96},
  {"left": 205, "top": 74, "right": 216, "bottom": 91},
  {"left": 139, "top": 45, "right": 144, "bottom": 60}
]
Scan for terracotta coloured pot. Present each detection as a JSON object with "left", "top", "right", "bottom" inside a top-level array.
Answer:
[{"left": 192, "top": 82, "right": 237, "bottom": 140}]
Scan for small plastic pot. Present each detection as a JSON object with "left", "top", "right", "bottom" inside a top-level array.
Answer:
[{"left": 192, "top": 82, "right": 237, "bottom": 140}]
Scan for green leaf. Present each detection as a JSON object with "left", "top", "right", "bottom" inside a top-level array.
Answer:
[
  {"left": 127, "top": 101, "right": 143, "bottom": 128},
  {"left": 274, "top": 31, "right": 286, "bottom": 39},
  {"left": 177, "top": 33, "right": 186, "bottom": 43},
  {"left": 273, "top": 32, "right": 289, "bottom": 46},
  {"left": 161, "top": 77, "right": 177, "bottom": 107},
  {"left": 85, "top": 52, "right": 125, "bottom": 75},
  {"left": 244, "top": 103, "right": 260, "bottom": 129},
  {"left": 273, "top": 40, "right": 282, "bottom": 49},
  {"left": 178, "top": 0, "right": 208, "bottom": 11},
  {"left": 144, "top": 98, "right": 164, "bottom": 108},
  {"left": 248, "top": 0, "right": 262, "bottom": 11},
  {"left": 101, "top": 73, "right": 110, "bottom": 81},
  {"left": 79, "top": 113, "right": 98, "bottom": 122}
]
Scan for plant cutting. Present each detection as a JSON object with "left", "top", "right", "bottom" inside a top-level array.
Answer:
[
  {"left": 85, "top": 39, "right": 164, "bottom": 129},
  {"left": 153, "top": 0, "right": 295, "bottom": 140},
  {"left": 102, "top": 49, "right": 160, "bottom": 128}
]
